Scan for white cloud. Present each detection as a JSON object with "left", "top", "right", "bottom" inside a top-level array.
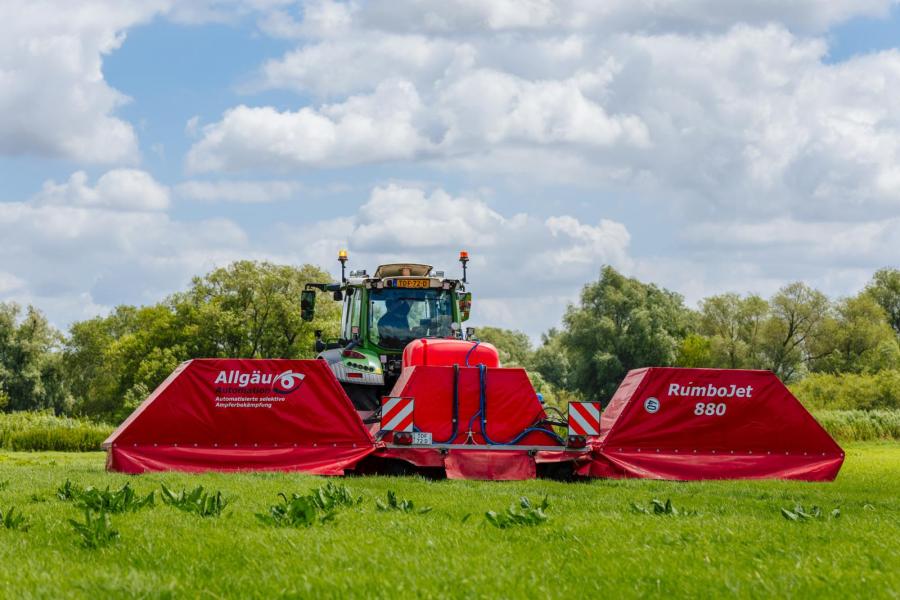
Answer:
[
  {"left": 187, "top": 79, "right": 429, "bottom": 172},
  {"left": 686, "top": 218, "right": 900, "bottom": 267},
  {"left": 0, "top": 169, "right": 248, "bottom": 325},
  {"left": 191, "top": 66, "right": 647, "bottom": 171},
  {"left": 0, "top": 1, "right": 169, "bottom": 163},
  {"left": 353, "top": 0, "right": 893, "bottom": 34},
  {"left": 0, "top": 272, "right": 25, "bottom": 295},
  {"left": 254, "top": 33, "right": 460, "bottom": 97},
  {"left": 176, "top": 179, "right": 303, "bottom": 203},
  {"left": 195, "top": 17, "right": 900, "bottom": 227},
  {"left": 33, "top": 170, "right": 170, "bottom": 212},
  {"left": 275, "top": 183, "right": 634, "bottom": 334}
]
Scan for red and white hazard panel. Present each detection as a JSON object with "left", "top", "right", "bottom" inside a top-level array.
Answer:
[
  {"left": 381, "top": 397, "right": 415, "bottom": 432},
  {"left": 568, "top": 402, "right": 601, "bottom": 436}
]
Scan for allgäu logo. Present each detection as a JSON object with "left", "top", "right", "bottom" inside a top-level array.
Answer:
[{"left": 272, "top": 370, "right": 305, "bottom": 395}]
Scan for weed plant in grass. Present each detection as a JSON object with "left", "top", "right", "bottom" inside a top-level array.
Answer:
[
  {"left": 375, "top": 489, "right": 432, "bottom": 514},
  {"left": 160, "top": 484, "right": 228, "bottom": 517},
  {"left": 68, "top": 510, "right": 119, "bottom": 549},
  {"left": 256, "top": 482, "right": 362, "bottom": 527},
  {"left": 57, "top": 479, "right": 154, "bottom": 513},
  {"left": 631, "top": 497, "right": 696, "bottom": 516},
  {"left": 484, "top": 495, "right": 549, "bottom": 528},
  {"left": 0, "top": 505, "right": 29, "bottom": 531},
  {"left": 0, "top": 443, "right": 897, "bottom": 598}
]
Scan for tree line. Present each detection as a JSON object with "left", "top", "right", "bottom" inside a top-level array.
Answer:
[
  {"left": 477, "top": 266, "right": 900, "bottom": 406},
  {"left": 0, "top": 262, "right": 339, "bottom": 421},
  {"left": 0, "top": 261, "right": 897, "bottom": 420}
]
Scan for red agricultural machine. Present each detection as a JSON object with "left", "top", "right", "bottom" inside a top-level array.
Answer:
[{"left": 104, "top": 252, "right": 844, "bottom": 481}]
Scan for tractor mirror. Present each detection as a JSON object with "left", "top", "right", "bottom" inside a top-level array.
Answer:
[
  {"left": 459, "top": 292, "right": 472, "bottom": 321},
  {"left": 300, "top": 290, "right": 316, "bottom": 321},
  {"left": 333, "top": 290, "right": 343, "bottom": 301}
]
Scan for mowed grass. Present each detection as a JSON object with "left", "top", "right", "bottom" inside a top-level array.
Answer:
[{"left": 0, "top": 444, "right": 897, "bottom": 599}]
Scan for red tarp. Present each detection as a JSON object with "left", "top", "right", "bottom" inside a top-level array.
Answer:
[
  {"left": 104, "top": 359, "right": 375, "bottom": 474},
  {"left": 374, "top": 365, "right": 579, "bottom": 479},
  {"left": 581, "top": 367, "right": 844, "bottom": 481},
  {"left": 388, "top": 365, "right": 560, "bottom": 446}
]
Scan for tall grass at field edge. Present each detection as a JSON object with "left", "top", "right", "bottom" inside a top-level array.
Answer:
[
  {"left": 0, "top": 407, "right": 897, "bottom": 451},
  {"left": 0, "top": 411, "right": 112, "bottom": 452},
  {"left": 813, "top": 410, "right": 900, "bottom": 442}
]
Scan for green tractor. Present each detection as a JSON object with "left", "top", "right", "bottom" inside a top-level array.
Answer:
[{"left": 301, "top": 250, "right": 474, "bottom": 411}]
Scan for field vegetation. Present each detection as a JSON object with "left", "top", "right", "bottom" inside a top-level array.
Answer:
[
  {"left": 0, "top": 443, "right": 896, "bottom": 598},
  {"left": 1, "top": 261, "right": 899, "bottom": 423}
]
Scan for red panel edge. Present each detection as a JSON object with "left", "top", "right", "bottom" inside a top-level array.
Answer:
[{"left": 109, "top": 445, "right": 375, "bottom": 475}]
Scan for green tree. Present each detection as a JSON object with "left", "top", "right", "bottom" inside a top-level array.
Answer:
[
  {"left": 759, "top": 282, "right": 832, "bottom": 381},
  {"left": 698, "top": 293, "right": 768, "bottom": 368},
  {"left": 529, "top": 328, "right": 571, "bottom": 390},
  {"left": 474, "top": 327, "right": 533, "bottom": 366},
  {"left": 173, "top": 261, "right": 340, "bottom": 358},
  {"left": 811, "top": 294, "right": 899, "bottom": 374},
  {"left": 559, "top": 266, "right": 693, "bottom": 403},
  {"left": 866, "top": 268, "right": 900, "bottom": 337},
  {"left": 0, "top": 303, "right": 69, "bottom": 413},
  {"left": 675, "top": 333, "right": 712, "bottom": 367},
  {"left": 64, "top": 261, "right": 339, "bottom": 420}
]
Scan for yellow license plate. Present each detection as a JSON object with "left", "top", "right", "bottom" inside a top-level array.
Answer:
[{"left": 396, "top": 279, "right": 430, "bottom": 288}]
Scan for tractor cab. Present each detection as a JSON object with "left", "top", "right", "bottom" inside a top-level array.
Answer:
[{"left": 301, "top": 251, "right": 474, "bottom": 411}]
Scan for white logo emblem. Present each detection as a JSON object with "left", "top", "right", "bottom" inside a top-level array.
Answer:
[{"left": 644, "top": 397, "right": 660, "bottom": 413}]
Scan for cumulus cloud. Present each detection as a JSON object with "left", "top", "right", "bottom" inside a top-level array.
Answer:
[
  {"left": 191, "top": 5, "right": 900, "bottom": 226},
  {"left": 0, "top": 169, "right": 248, "bottom": 325},
  {"left": 352, "top": 0, "right": 893, "bottom": 35},
  {"left": 33, "top": 170, "right": 170, "bottom": 212},
  {"left": 275, "top": 184, "right": 633, "bottom": 332},
  {"left": 177, "top": 1, "right": 900, "bottom": 323},
  {"left": 176, "top": 179, "right": 304, "bottom": 203},
  {"left": 0, "top": 1, "right": 169, "bottom": 163},
  {"left": 190, "top": 67, "right": 647, "bottom": 171},
  {"left": 186, "top": 80, "right": 429, "bottom": 172}
]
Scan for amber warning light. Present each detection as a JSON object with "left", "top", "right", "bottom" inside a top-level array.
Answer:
[{"left": 459, "top": 251, "right": 470, "bottom": 283}]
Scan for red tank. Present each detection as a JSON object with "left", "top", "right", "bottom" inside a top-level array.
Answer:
[{"left": 402, "top": 339, "right": 500, "bottom": 369}]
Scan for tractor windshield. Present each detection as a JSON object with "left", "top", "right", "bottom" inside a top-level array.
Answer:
[{"left": 369, "top": 287, "right": 454, "bottom": 349}]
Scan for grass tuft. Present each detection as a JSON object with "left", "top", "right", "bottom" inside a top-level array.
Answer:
[
  {"left": 57, "top": 479, "right": 154, "bottom": 513},
  {"left": 632, "top": 498, "right": 697, "bottom": 516},
  {"left": 375, "top": 489, "right": 432, "bottom": 514},
  {"left": 68, "top": 510, "right": 118, "bottom": 549},
  {"left": 0, "top": 506, "right": 29, "bottom": 531},
  {"left": 256, "top": 482, "right": 362, "bottom": 527},
  {"left": 485, "top": 496, "right": 549, "bottom": 528},
  {"left": 160, "top": 484, "right": 228, "bottom": 517},
  {"left": 780, "top": 504, "right": 841, "bottom": 521}
]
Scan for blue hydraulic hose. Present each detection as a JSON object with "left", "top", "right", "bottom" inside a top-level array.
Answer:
[
  {"left": 477, "top": 364, "right": 565, "bottom": 446},
  {"left": 464, "top": 341, "right": 481, "bottom": 367}
]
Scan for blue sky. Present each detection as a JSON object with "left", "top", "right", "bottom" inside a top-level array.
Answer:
[{"left": 2, "top": 1, "right": 900, "bottom": 339}]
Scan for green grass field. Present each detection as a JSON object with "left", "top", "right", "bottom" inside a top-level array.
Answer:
[{"left": 0, "top": 444, "right": 898, "bottom": 599}]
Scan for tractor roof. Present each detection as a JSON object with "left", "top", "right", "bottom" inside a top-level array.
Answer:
[{"left": 374, "top": 263, "right": 433, "bottom": 278}]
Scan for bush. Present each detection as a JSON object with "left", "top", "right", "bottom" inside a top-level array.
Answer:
[
  {"left": 791, "top": 370, "right": 900, "bottom": 410},
  {"left": 0, "top": 411, "right": 112, "bottom": 452},
  {"left": 813, "top": 410, "right": 900, "bottom": 442}
]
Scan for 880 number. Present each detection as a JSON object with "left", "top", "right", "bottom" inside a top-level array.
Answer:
[{"left": 694, "top": 402, "right": 726, "bottom": 416}]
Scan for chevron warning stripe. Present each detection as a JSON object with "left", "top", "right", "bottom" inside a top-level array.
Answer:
[
  {"left": 568, "top": 401, "right": 601, "bottom": 436},
  {"left": 381, "top": 396, "right": 414, "bottom": 432}
]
